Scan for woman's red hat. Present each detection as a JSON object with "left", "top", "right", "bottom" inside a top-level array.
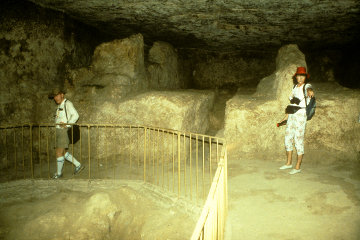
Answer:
[{"left": 293, "top": 67, "right": 310, "bottom": 78}]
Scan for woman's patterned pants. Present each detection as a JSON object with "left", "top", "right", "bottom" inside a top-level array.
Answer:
[{"left": 285, "top": 111, "right": 307, "bottom": 155}]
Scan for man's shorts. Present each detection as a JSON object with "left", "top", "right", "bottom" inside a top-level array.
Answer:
[{"left": 56, "top": 128, "right": 69, "bottom": 149}]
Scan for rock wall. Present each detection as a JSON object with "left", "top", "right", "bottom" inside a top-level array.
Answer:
[
  {"left": 305, "top": 47, "right": 360, "bottom": 89},
  {"left": 67, "top": 34, "right": 147, "bottom": 105},
  {"left": 93, "top": 90, "right": 214, "bottom": 133},
  {"left": 224, "top": 44, "right": 360, "bottom": 161},
  {"left": 179, "top": 50, "right": 276, "bottom": 90},
  {"left": 147, "top": 41, "right": 181, "bottom": 89},
  {"left": 256, "top": 44, "right": 307, "bottom": 107},
  {"left": 0, "top": 0, "right": 110, "bottom": 125}
]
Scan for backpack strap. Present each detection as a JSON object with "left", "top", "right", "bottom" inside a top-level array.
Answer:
[
  {"left": 64, "top": 100, "right": 68, "bottom": 123},
  {"left": 302, "top": 83, "right": 308, "bottom": 107}
]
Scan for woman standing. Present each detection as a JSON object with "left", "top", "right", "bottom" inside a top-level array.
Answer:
[{"left": 279, "top": 67, "right": 314, "bottom": 174}]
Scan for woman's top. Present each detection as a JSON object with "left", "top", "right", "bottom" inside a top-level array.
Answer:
[{"left": 289, "top": 83, "right": 313, "bottom": 114}]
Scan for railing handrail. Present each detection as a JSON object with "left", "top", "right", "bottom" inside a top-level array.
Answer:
[{"left": 0, "top": 123, "right": 225, "bottom": 144}]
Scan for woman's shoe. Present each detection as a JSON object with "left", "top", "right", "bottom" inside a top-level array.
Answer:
[
  {"left": 289, "top": 169, "right": 301, "bottom": 174},
  {"left": 279, "top": 165, "right": 292, "bottom": 170}
]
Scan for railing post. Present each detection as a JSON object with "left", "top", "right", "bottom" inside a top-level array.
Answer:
[
  {"left": 30, "top": 124, "right": 33, "bottom": 179},
  {"left": 129, "top": 126, "right": 132, "bottom": 169},
  {"left": 5, "top": 128, "right": 8, "bottom": 171},
  {"left": 22, "top": 126, "right": 25, "bottom": 179},
  {"left": 157, "top": 129, "right": 160, "bottom": 185},
  {"left": 38, "top": 126, "right": 41, "bottom": 178},
  {"left": 183, "top": 132, "right": 186, "bottom": 197},
  {"left": 172, "top": 132, "right": 175, "bottom": 192},
  {"left": 88, "top": 125, "right": 91, "bottom": 180},
  {"left": 143, "top": 127, "right": 147, "bottom": 182},
  {"left": 97, "top": 126, "right": 100, "bottom": 178},
  {"left": 202, "top": 135, "right": 205, "bottom": 199},
  {"left": 209, "top": 136, "right": 212, "bottom": 183},
  {"left": 189, "top": 133, "right": 192, "bottom": 200},
  {"left": 177, "top": 132, "right": 181, "bottom": 198},
  {"left": 46, "top": 126, "right": 50, "bottom": 179},
  {"left": 79, "top": 125, "right": 82, "bottom": 167},
  {"left": 14, "top": 128, "right": 17, "bottom": 178},
  {"left": 196, "top": 134, "right": 199, "bottom": 201}
]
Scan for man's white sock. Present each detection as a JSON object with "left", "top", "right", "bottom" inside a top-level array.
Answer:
[
  {"left": 57, "top": 156, "right": 65, "bottom": 175},
  {"left": 64, "top": 152, "right": 81, "bottom": 167}
]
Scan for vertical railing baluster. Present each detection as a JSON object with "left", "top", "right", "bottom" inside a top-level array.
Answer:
[
  {"left": 112, "top": 127, "right": 116, "bottom": 180},
  {"left": 5, "top": 129, "right": 8, "bottom": 172},
  {"left": 172, "top": 132, "right": 175, "bottom": 192},
  {"left": 167, "top": 132, "right": 170, "bottom": 191},
  {"left": 183, "top": 132, "right": 186, "bottom": 197},
  {"left": 157, "top": 129, "right": 160, "bottom": 185},
  {"left": 202, "top": 135, "right": 205, "bottom": 199},
  {"left": 216, "top": 138, "right": 219, "bottom": 163},
  {"left": 189, "top": 133, "right": 192, "bottom": 200},
  {"left": 143, "top": 127, "right": 147, "bottom": 182},
  {"left": 97, "top": 126, "right": 100, "bottom": 178},
  {"left": 70, "top": 126, "right": 74, "bottom": 171},
  {"left": 14, "top": 128, "right": 17, "bottom": 179},
  {"left": 209, "top": 136, "right": 212, "bottom": 182},
  {"left": 177, "top": 132, "right": 181, "bottom": 198},
  {"left": 129, "top": 126, "right": 132, "bottom": 169},
  {"left": 120, "top": 128, "right": 126, "bottom": 177},
  {"left": 38, "top": 127, "right": 41, "bottom": 178},
  {"left": 30, "top": 124, "right": 33, "bottom": 179},
  {"left": 22, "top": 126, "right": 25, "bottom": 179},
  {"left": 161, "top": 130, "right": 164, "bottom": 188},
  {"left": 152, "top": 129, "right": 155, "bottom": 183},
  {"left": 88, "top": 125, "right": 91, "bottom": 180},
  {"left": 105, "top": 126, "right": 108, "bottom": 176},
  {"left": 79, "top": 125, "right": 82, "bottom": 169},
  {"left": 196, "top": 134, "right": 199, "bottom": 201},
  {"left": 47, "top": 126, "right": 50, "bottom": 179}
]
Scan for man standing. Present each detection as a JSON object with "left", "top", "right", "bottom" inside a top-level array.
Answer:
[{"left": 49, "top": 88, "right": 84, "bottom": 179}]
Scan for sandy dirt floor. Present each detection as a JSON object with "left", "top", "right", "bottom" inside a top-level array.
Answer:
[
  {"left": 224, "top": 151, "right": 360, "bottom": 240},
  {"left": 0, "top": 149, "right": 359, "bottom": 240},
  {"left": 0, "top": 179, "right": 200, "bottom": 240}
]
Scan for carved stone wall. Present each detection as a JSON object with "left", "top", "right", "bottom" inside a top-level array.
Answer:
[{"left": 0, "top": 1, "right": 109, "bottom": 125}]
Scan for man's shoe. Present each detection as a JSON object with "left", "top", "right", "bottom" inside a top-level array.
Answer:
[
  {"left": 73, "top": 165, "right": 85, "bottom": 175},
  {"left": 289, "top": 169, "right": 301, "bottom": 175},
  {"left": 279, "top": 165, "right": 292, "bottom": 170},
  {"left": 53, "top": 173, "right": 62, "bottom": 179}
]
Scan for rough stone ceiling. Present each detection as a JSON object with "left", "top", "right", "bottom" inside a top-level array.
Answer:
[{"left": 29, "top": 0, "right": 360, "bottom": 52}]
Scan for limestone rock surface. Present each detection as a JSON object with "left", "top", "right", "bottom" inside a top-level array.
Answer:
[
  {"left": 147, "top": 41, "right": 181, "bottom": 89},
  {"left": 93, "top": 90, "right": 215, "bottom": 134},
  {"left": 256, "top": 44, "right": 307, "bottom": 107},
  {"left": 28, "top": 0, "right": 360, "bottom": 52}
]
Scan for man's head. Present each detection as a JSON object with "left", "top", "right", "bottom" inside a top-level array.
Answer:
[{"left": 48, "top": 88, "right": 65, "bottom": 105}]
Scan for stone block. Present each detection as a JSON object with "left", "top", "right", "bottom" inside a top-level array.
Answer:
[
  {"left": 93, "top": 90, "right": 215, "bottom": 134},
  {"left": 147, "top": 41, "right": 181, "bottom": 89}
]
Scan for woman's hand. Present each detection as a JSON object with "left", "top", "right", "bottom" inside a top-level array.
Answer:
[{"left": 307, "top": 88, "right": 314, "bottom": 98}]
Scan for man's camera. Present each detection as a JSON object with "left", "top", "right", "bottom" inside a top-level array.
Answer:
[{"left": 290, "top": 97, "right": 301, "bottom": 105}]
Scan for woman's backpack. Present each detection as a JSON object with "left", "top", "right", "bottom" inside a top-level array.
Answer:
[{"left": 303, "top": 84, "right": 316, "bottom": 120}]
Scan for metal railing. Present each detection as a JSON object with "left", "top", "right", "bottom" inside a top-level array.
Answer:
[
  {"left": 191, "top": 147, "right": 228, "bottom": 240},
  {"left": 0, "top": 123, "right": 227, "bottom": 239}
]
